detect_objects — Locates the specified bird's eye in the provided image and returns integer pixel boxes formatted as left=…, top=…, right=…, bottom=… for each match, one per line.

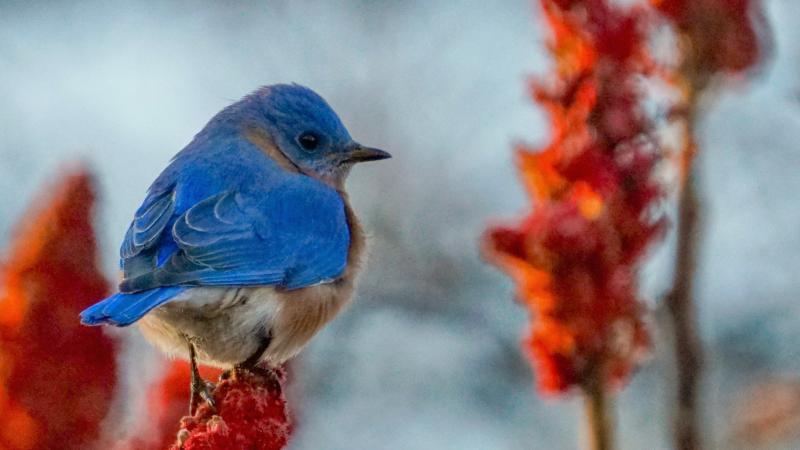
left=297, top=132, right=320, bottom=151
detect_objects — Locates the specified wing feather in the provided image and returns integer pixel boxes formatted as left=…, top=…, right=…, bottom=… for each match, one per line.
left=120, top=188, right=175, bottom=259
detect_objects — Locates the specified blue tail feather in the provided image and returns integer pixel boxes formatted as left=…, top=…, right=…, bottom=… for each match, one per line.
left=80, top=287, right=185, bottom=327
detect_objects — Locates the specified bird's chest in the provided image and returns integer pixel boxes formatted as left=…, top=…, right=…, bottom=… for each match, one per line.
left=262, top=201, right=366, bottom=361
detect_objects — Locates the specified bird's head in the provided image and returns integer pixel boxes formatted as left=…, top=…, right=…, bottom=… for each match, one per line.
left=242, top=84, right=390, bottom=188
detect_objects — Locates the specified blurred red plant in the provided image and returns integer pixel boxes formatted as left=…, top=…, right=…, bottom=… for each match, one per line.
left=484, top=0, right=662, bottom=396
left=483, top=0, right=768, bottom=448
left=0, top=169, right=117, bottom=450
left=482, top=0, right=666, bottom=447
left=652, top=0, right=765, bottom=75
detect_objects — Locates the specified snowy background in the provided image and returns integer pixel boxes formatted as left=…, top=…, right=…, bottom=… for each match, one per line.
left=1, top=0, right=799, bottom=449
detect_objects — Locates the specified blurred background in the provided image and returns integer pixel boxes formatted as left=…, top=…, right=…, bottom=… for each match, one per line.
left=1, top=0, right=799, bottom=449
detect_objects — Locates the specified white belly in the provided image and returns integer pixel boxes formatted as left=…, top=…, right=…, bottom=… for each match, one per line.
left=138, top=282, right=354, bottom=368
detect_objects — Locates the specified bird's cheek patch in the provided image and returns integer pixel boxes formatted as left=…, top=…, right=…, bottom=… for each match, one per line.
left=244, top=127, right=300, bottom=174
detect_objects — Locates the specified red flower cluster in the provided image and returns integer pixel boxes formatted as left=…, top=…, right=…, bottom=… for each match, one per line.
left=171, top=369, right=291, bottom=450
left=0, top=170, right=117, bottom=449
left=652, top=0, right=764, bottom=73
left=484, top=0, right=665, bottom=393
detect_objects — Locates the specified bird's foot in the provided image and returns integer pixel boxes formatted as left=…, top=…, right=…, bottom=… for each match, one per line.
left=228, top=328, right=277, bottom=386
left=186, top=336, right=216, bottom=415
left=233, top=362, right=282, bottom=392
left=189, top=376, right=216, bottom=415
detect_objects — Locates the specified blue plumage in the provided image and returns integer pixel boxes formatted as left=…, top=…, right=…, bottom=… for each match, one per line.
left=80, top=287, right=185, bottom=326
left=80, top=84, right=389, bottom=328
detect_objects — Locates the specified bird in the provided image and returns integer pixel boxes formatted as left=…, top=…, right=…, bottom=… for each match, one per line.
left=80, top=84, right=390, bottom=412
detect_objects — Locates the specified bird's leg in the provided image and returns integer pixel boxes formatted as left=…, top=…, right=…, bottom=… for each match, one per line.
left=233, top=329, right=280, bottom=389
left=187, top=338, right=216, bottom=415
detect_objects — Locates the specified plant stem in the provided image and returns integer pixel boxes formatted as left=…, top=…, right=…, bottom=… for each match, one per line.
left=584, top=377, right=615, bottom=450
left=665, top=165, right=703, bottom=450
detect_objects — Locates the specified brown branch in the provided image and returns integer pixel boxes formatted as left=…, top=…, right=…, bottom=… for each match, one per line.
left=665, top=165, right=704, bottom=450
left=583, top=376, right=615, bottom=450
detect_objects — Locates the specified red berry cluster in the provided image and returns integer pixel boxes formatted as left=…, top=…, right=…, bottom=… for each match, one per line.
left=171, top=369, right=291, bottom=450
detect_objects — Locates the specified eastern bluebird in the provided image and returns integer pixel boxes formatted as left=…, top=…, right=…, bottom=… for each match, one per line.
left=80, top=84, right=389, bottom=411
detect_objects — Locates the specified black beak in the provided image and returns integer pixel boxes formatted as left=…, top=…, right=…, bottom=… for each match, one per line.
left=343, top=144, right=392, bottom=164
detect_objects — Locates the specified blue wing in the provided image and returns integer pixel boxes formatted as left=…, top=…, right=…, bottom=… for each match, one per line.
left=119, top=176, right=351, bottom=293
